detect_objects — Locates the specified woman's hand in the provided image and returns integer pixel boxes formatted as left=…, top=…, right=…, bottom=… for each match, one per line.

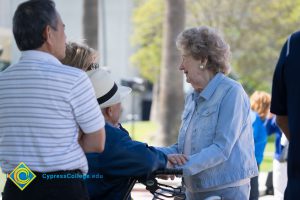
left=167, top=154, right=188, bottom=166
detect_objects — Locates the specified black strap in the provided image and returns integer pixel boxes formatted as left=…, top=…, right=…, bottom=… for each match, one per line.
left=97, top=83, right=118, bottom=105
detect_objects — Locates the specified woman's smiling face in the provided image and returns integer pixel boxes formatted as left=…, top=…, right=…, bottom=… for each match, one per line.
left=179, top=52, right=214, bottom=92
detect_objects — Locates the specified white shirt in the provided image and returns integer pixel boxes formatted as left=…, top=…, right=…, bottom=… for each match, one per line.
left=0, top=50, right=105, bottom=174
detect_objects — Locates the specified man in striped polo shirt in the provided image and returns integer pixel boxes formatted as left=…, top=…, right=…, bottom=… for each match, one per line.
left=0, top=1, right=106, bottom=199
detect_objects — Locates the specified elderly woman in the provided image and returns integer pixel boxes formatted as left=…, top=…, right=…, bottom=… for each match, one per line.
left=61, top=42, right=168, bottom=200
left=157, top=26, right=258, bottom=200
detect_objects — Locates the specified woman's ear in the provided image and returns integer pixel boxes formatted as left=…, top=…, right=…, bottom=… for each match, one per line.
left=201, top=57, right=208, bottom=66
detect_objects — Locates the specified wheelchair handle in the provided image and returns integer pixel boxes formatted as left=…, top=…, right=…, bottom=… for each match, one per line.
left=154, top=168, right=183, bottom=176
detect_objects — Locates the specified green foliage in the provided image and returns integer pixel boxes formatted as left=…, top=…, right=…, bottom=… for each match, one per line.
left=186, top=0, right=300, bottom=93
left=131, top=0, right=300, bottom=92
left=130, top=0, right=164, bottom=83
left=0, top=170, right=6, bottom=193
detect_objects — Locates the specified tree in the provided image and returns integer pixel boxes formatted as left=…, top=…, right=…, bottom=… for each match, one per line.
left=158, top=0, right=185, bottom=145
left=186, top=0, right=300, bottom=93
left=130, top=0, right=164, bottom=83
left=83, top=0, right=98, bottom=50
left=130, top=0, right=164, bottom=123
left=130, top=0, right=300, bottom=144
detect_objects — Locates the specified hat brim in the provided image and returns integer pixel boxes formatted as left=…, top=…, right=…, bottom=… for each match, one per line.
left=100, top=85, right=132, bottom=108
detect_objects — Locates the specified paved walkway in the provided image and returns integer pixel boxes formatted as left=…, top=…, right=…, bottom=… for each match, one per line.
left=131, top=172, right=275, bottom=200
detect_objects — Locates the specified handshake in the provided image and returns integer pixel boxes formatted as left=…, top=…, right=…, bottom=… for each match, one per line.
left=167, top=154, right=188, bottom=168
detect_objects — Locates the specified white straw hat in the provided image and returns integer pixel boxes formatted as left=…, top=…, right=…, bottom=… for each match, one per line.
left=87, top=69, right=132, bottom=108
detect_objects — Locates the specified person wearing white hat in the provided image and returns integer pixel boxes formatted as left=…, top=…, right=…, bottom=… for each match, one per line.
left=87, top=69, right=132, bottom=127
left=84, top=68, right=168, bottom=200
left=61, top=42, right=168, bottom=200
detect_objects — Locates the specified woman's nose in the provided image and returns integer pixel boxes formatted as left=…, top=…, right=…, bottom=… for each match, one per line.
left=179, top=60, right=184, bottom=70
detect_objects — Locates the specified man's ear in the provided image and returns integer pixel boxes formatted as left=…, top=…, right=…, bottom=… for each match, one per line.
left=43, top=25, right=52, bottom=45
left=103, top=107, right=112, bottom=117
left=107, top=107, right=113, bottom=117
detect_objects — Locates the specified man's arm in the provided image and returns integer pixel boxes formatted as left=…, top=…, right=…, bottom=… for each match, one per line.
left=87, top=126, right=167, bottom=177
left=70, top=73, right=106, bottom=153
left=79, top=128, right=106, bottom=153
left=276, top=115, right=290, bottom=140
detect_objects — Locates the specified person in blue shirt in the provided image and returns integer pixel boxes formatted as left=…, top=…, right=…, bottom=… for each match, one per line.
left=61, top=42, right=168, bottom=200
left=85, top=69, right=168, bottom=200
left=250, top=110, right=268, bottom=167
left=249, top=91, right=271, bottom=200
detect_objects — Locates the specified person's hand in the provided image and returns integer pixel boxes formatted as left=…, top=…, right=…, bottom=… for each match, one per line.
left=166, top=160, right=174, bottom=168
left=167, top=154, right=188, bottom=166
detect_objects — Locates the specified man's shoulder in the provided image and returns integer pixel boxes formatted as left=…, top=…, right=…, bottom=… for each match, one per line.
left=105, top=123, right=132, bottom=140
left=288, top=31, right=300, bottom=51
left=43, top=64, right=88, bottom=84
left=291, top=30, right=300, bottom=39
left=60, top=64, right=85, bottom=76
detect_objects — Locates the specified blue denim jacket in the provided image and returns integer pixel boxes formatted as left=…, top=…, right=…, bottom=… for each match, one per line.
left=157, top=73, right=258, bottom=192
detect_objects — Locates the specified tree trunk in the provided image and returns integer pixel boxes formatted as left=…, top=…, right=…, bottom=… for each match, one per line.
left=150, top=78, right=160, bottom=123
left=158, top=0, right=185, bottom=146
left=83, top=0, right=98, bottom=50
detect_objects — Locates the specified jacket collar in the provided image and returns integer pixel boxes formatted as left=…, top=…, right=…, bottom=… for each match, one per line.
left=192, top=73, right=225, bottom=101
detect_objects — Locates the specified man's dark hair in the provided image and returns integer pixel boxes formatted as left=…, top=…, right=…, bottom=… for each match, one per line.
left=13, top=0, right=58, bottom=51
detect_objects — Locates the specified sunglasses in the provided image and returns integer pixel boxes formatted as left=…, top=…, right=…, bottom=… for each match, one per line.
left=88, top=63, right=99, bottom=70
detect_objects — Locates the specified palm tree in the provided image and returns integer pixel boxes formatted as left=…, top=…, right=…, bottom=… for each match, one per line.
left=158, top=0, right=185, bottom=145
left=83, top=0, right=98, bottom=50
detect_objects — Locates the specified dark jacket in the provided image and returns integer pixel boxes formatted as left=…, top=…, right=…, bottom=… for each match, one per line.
left=85, top=123, right=167, bottom=200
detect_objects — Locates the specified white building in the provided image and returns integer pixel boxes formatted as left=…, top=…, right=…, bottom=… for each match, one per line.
left=0, top=0, right=145, bottom=121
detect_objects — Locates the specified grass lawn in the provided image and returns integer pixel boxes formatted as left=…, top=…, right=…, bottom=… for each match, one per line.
left=122, top=121, right=159, bottom=144
left=0, top=170, right=7, bottom=193
left=260, top=135, right=275, bottom=172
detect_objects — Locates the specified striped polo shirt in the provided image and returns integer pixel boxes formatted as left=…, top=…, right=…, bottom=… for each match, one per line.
left=0, top=50, right=105, bottom=174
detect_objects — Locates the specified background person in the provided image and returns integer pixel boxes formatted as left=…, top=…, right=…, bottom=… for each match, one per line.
left=265, top=116, right=288, bottom=200
left=157, top=26, right=258, bottom=200
left=0, top=1, right=105, bottom=200
left=249, top=91, right=270, bottom=199
left=270, top=31, right=300, bottom=199
left=61, top=41, right=98, bottom=71
left=86, top=69, right=168, bottom=200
